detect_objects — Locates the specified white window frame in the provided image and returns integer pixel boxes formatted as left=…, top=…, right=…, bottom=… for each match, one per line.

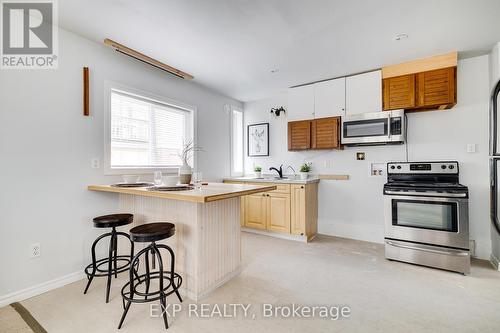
left=104, top=81, right=197, bottom=175
left=229, top=105, right=244, bottom=177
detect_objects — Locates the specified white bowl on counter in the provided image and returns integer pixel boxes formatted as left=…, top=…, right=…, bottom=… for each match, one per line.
left=122, top=175, right=140, bottom=183
left=163, top=175, right=180, bottom=186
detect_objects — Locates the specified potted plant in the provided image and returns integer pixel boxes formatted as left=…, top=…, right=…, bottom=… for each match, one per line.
left=177, top=139, right=203, bottom=184
left=299, top=162, right=312, bottom=180
left=254, top=166, right=262, bottom=178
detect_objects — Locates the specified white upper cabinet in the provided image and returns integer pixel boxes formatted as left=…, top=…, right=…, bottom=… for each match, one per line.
left=314, top=77, right=346, bottom=118
left=345, top=70, right=382, bottom=115
left=287, top=85, right=315, bottom=121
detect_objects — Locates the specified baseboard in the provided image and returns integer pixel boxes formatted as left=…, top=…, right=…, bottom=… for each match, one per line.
left=490, top=253, right=500, bottom=271
left=241, top=228, right=308, bottom=243
left=0, top=271, right=86, bottom=307
left=318, top=219, right=384, bottom=244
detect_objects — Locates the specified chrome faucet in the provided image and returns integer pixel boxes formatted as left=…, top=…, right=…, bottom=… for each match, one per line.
left=269, top=164, right=284, bottom=178
left=286, top=165, right=296, bottom=175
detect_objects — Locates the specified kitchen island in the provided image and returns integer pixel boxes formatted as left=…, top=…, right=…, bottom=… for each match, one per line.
left=88, top=183, right=275, bottom=300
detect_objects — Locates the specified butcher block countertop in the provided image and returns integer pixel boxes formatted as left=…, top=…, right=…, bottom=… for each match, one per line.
left=87, top=183, right=276, bottom=203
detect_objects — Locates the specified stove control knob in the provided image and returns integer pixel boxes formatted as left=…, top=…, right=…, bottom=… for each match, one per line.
left=441, top=165, right=447, bottom=169
left=449, top=165, right=455, bottom=170
left=390, top=165, right=395, bottom=170
left=397, top=165, right=402, bottom=170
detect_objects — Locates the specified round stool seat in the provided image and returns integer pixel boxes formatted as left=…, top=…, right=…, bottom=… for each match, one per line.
left=93, top=213, right=133, bottom=228
left=130, top=223, right=175, bottom=243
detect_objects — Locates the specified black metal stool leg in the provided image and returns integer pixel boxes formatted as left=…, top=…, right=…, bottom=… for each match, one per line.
left=84, top=237, right=98, bottom=294
left=144, top=247, right=151, bottom=300
left=118, top=300, right=131, bottom=329
left=160, top=244, right=183, bottom=302
left=151, top=247, right=156, bottom=269
left=105, top=232, right=115, bottom=303
left=118, top=248, right=145, bottom=329
left=153, top=244, right=169, bottom=329
left=113, top=228, right=118, bottom=278
left=84, top=232, right=112, bottom=294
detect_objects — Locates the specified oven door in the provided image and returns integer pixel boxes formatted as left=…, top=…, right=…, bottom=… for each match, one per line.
left=384, top=194, right=469, bottom=249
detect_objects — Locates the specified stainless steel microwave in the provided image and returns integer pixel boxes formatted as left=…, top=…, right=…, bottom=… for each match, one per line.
left=341, top=109, right=405, bottom=146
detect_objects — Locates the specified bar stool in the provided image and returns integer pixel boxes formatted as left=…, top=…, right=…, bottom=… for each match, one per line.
left=118, top=222, right=183, bottom=330
left=84, top=213, right=138, bottom=303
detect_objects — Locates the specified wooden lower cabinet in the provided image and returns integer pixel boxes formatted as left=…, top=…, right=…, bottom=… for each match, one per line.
left=230, top=180, right=318, bottom=241
left=244, top=193, right=267, bottom=230
left=291, top=185, right=306, bottom=235
left=266, top=192, right=291, bottom=233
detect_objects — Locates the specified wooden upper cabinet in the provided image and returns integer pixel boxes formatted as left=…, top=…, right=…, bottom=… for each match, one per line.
left=311, top=117, right=340, bottom=149
left=382, top=74, right=416, bottom=110
left=416, top=67, right=456, bottom=109
left=382, top=52, right=457, bottom=112
left=288, top=117, right=341, bottom=151
left=288, top=120, right=311, bottom=150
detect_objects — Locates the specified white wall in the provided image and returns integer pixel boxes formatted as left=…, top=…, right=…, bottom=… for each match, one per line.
left=244, top=55, right=491, bottom=260
left=0, top=28, right=241, bottom=301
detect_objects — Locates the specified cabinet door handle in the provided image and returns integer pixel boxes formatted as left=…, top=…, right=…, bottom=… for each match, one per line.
left=300, top=186, right=304, bottom=189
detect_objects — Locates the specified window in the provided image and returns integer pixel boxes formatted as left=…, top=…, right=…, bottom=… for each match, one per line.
left=105, top=83, right=195, bottom=174
left=230, top=106, right=244, bottom=176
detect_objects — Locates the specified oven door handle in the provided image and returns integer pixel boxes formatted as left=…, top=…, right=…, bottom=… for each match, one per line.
left=385, top=240, right=469, bottom=257
left=384, top=190, right=467, bottom=198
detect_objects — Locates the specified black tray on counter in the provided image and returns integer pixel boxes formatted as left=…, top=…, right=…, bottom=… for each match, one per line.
left=111, top=182, right=154, bottom=188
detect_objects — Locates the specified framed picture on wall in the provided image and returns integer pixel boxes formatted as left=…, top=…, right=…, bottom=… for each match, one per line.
left=248, top=123, right=269, bottom=156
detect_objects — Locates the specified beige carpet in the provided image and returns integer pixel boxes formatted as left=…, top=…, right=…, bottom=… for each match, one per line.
left=15, top=233, right=500, bottom=332
left=0, top=303, right=47, bottom=333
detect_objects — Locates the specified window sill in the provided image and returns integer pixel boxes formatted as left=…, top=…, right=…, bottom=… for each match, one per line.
left=104, top=166, right=181, bottom=176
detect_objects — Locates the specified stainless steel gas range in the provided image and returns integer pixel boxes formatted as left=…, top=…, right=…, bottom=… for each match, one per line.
left=383, top=161, right=470, bottom=274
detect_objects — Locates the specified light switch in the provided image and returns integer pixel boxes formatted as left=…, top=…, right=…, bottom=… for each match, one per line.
left=466, top=144, right=476, bottom=153
left=91, top=158, right=100, bottom=169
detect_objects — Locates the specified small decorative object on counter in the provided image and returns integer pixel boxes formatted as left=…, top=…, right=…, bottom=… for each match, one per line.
left=122, top=175, right=140, bottom=184
left=270, top=106, right=286, bottom=117
left=254, top=165, right=262, bottom=178
left=299, top=162, right=312, bottom=180
left=177, top=139, right=203, bottom=184
left=154, top=171, right=163, bottom=186
left=192, top=171, right=203, bottom=190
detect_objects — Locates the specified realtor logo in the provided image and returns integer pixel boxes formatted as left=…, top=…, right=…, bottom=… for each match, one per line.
left=1, top=0, right=58, bottom=69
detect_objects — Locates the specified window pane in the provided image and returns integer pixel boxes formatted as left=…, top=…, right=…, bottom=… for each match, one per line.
left=232, top=109, right=243, bottom=174
left=110, top=90, right=190, bottom=168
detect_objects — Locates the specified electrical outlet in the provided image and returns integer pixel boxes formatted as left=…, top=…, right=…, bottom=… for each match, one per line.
left=31, top=243, right=41, bottom=258
left=466, top=144, right=476, bottom=153
left=370, top=163, right=385, bottom=176
left=91, top=158, right=100, bottom=169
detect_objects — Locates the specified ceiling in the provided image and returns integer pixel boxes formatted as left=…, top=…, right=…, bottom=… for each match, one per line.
left=59, top=0, right=500, bottom=102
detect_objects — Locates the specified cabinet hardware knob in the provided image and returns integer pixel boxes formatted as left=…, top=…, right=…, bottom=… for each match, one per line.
left=301, top=186, right=304, bottom=189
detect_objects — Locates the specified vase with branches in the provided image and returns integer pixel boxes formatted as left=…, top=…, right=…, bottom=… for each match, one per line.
left=177, top=139, right=203, bottom=184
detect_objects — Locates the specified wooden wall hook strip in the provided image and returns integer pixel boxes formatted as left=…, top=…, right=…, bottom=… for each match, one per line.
left=83, top=67, right=89, bottom=116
